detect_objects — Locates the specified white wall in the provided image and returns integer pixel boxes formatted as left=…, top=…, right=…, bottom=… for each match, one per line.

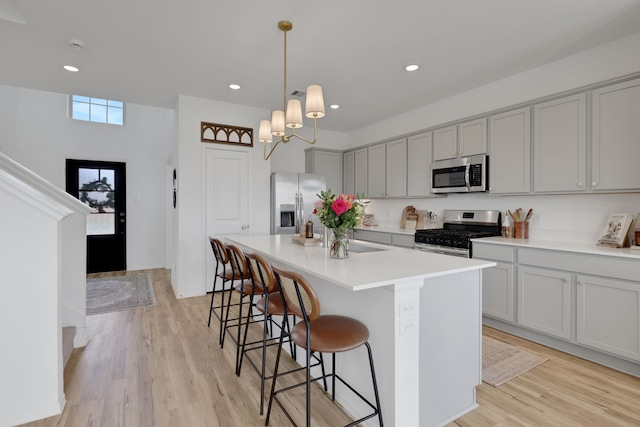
left=0, top=84, right=174, bottom=270
left=366, top=193, right=640, bottom=244
left=348, top=31, right=640, bottom=146
left=172, top=95, right=273, bottom=298
left=0, top=176, right=69, bottom=426
left=346, top=32, right=640, bottom=242
left=170, top=96, right=350, bottom=297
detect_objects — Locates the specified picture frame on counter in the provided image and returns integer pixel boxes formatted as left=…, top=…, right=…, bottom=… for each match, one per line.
left=596, top=213, right=634, bottom=248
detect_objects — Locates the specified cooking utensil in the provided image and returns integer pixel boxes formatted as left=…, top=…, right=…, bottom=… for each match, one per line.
left=515, top=208, right=524, bottom=222
left=507, top=210, right=517, bottom=222
left=524, top=208, right=533, bottom=222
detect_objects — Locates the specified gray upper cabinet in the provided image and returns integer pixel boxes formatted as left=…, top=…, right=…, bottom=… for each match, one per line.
left=354, top=147, right=368, bottom=197
left=305, top=148, right=343, bottom=195
left=533, top=94, right=586, bottom=192
left=489, top=107, right=531, bottom=194
left=433, top=125, right=458, bottom=161
left=458, top=118, right=487, bottom=157
left=591, top=78, right=640, bottom=192
left=367, top=138, right=407, bottom=198
left=341, top=75, right=639, bottom=197
left=385, top=138, right=407, bottom=198
left=343, top=150, right=355, bottom=195
left=433, top=119, right=486, bottom=162
left=367, top=143, right=386, bottom=198
left=407, top=132, right=433, bottom=197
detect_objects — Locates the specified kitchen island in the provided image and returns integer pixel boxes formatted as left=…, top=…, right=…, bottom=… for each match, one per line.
left=225, top=234, right=495, bottom=427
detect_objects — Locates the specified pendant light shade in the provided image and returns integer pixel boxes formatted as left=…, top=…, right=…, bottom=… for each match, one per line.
left=271, top=110, right=285, bottom=136
left=305, top=84, right=325, bottom=118
left=258, top=120, right=272, bottom=143
left=286, top=99, right=303, bottom=129
left=259, top=20, right=325, bottom=160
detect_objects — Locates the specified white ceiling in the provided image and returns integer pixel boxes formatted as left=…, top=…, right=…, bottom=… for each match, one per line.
left=1, top=0, right=640, bottom=132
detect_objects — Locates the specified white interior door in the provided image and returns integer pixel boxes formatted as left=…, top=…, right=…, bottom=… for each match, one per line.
left=205, top=147, right=249, bottom=291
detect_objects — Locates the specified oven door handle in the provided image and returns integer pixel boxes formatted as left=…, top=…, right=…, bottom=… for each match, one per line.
left=465, top=163, right=471, bottom=192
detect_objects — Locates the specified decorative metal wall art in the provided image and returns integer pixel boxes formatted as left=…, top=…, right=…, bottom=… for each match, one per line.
left=201, top=122, right=253, bottom=147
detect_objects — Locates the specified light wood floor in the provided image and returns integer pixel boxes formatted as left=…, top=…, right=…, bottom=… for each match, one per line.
left=20, top=268, right=640, bottom=427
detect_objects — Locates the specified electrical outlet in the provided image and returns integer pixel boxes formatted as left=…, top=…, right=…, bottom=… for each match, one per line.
left=399, top=300, right=417, bottom=318
left=399, top=318, right=417, bottom=335
left=532, top=213, right=541, bottom=225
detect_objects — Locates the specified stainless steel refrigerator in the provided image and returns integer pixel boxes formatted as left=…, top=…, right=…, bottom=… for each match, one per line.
left=271, top=172, right=326, bottom=235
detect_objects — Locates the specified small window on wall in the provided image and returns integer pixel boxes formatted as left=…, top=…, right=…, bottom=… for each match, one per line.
left=71, top=95, right=124, bottom=125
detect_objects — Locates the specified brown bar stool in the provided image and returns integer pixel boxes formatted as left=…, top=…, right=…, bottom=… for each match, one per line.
left=220, top=244, right=264, bottom=359
left=237, top=251, right=299, bottom=415
left=266, top=265, right=383, bottom=427
left=207, top=238, right=231, bottom=342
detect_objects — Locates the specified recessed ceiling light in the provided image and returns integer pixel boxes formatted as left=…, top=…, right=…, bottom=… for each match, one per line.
left=64, top=65, right=79, bottom=72
left=229, top=84, right=240, bottom=90
left=405, top=64, right=419, bottom=72
left=330, top=104, right=340, bottom=109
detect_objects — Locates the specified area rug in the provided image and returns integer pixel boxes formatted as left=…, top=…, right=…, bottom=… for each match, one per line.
left=86, top=274, right=156, bottom=315
left=482, top=336, right=547, bottom=387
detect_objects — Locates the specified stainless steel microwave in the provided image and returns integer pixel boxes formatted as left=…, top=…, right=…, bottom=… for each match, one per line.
left=431, top=154, right=488, bottom=193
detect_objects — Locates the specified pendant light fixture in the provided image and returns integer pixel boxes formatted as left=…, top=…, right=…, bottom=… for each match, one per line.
left=258, top=20, right=325, bottom=160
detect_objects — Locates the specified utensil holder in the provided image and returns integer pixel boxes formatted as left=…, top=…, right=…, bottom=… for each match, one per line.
left=514, top=222, right=529, bottom=239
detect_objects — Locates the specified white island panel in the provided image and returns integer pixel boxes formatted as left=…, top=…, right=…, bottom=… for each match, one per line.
left=225, top=234, right=494, bottom=427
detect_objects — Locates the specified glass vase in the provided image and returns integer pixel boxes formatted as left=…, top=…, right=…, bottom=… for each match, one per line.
left=329, top=228, right=349, bottom=259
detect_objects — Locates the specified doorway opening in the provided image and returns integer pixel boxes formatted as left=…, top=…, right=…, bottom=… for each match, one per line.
left=66, top=159, right=127, bottom=273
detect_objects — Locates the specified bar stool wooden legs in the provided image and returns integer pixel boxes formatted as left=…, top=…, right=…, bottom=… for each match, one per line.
left=266, top=266, right=383, bottom=427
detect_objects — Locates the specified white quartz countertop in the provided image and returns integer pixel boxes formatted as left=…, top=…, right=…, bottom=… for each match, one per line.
left=225, top=234, right=495, bottom=291
left=473, top=236, right=640, bottom=260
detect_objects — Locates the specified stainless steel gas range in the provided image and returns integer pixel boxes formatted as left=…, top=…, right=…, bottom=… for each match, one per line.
left=414, top=210, right=502, bottom=258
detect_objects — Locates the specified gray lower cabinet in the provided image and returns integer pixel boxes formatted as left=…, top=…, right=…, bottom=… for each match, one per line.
left=482, top=262, right=515, bottom=323
left=353, top=229, right=392, bottom=245
left=353, top=229, right=415, bottom=248
left=477, top=241, right=640, bottom=371
left=475, top=243, right=516, bottom=322
left=577, top=275, right=640, bottom=361
left=517, top=266, right=572, bottom=340
left=390, top=233, right=415, bottom=248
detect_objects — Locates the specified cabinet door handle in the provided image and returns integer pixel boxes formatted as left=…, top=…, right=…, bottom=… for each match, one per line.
left=578, top=182, right=584, bottom=187
left=592, top=182, right=598, bottom=187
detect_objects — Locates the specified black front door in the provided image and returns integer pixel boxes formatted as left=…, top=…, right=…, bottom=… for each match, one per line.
left=66, top=159, right=126, bottom=273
